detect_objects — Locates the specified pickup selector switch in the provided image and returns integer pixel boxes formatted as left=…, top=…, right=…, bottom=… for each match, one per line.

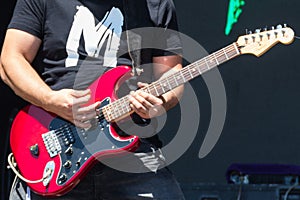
left=76, top=157, right=82, bottom=167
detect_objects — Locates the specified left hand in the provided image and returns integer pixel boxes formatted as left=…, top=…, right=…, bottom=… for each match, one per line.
left=129, top=82, right=166, bottom=119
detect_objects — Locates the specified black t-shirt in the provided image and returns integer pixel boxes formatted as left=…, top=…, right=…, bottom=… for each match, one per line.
left=8, top=0, right=181, bottom=89
left=8, top=0, right=182, bottom=148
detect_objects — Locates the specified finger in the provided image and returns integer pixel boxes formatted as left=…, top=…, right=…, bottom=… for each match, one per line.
left=136, top=90, right=163, bottom=106
left=74, top=111, right=97, bottom=122
left=71, top=89, right=91, bottom=98
left=73, top=119, right=92, bottom=129
left=129, top=92, right=148, bottom=113
left=74, top=102, right=101, bottom=121
left=72, top=93, right=91, bottom=107
left=77, top=101, right=101, bottom=114
left=130, top=91, right=152, bottom=110
left=137, top=82, right=149, bottom=88
left=129, top=103, right=147, bottom=118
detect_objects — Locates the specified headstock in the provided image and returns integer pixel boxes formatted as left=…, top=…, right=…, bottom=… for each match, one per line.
left=236, top=24, right=295, bottom=57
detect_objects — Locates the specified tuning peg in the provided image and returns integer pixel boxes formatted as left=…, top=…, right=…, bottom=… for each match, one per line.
left=255, top=29, right=261, bottom=33
left=245, top=29, right=252, bottom=35
left=271, top=26, right=275, bottom=30
left=283, top=23, right=287, bottom=28
left=276, top=24, right=283, bottom=29
left=263, top=26, right=268, bottom=31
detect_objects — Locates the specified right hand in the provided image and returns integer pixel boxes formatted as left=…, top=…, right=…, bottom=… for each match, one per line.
left=44, top=88, right=100, bottom=129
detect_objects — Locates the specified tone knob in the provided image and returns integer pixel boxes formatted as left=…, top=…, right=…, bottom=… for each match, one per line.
left=63, top=160, right=72, bottom=169
left=58, top=173, right=67, bottom=183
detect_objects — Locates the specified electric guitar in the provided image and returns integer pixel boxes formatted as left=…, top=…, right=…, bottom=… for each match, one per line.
left=9, top=25, right=295, bottom=196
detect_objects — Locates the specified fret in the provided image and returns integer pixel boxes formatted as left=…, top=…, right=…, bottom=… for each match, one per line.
left=156, top=82, right=164, bottom=95
left=195, top=63, right=202, bottom=75
left=159, top=81, right=166, bottom=93
left=146, top=86, right=154, bottom=96
left=166, top=77, right=172, bottom=91
left=190, top=66, right=198, bottom=77
left=121, top=97, right=128, bottom=114
left=112, top=104, right=120, bottom=119
left=102, top=106, right=108, bottom=121
left=117, top=102, right=124, bottom=118
left=116, top=102, right=123, bottom=117
left=175, top=73, right=184, bottom=86
left=143, top=87, right=150, bottom=94
left=126, top=96, right=131, bottom=112
left=216, top=50, right=227, bottom=64
left=104, top=106, right=112, bottom=122
left=227, top=47, right=237, bottom=59
left=162, top=79, right=171, bottom=92
left=180, top=71, right=186, bottom=83
left=116, top=100, right=123, bottom=118
left=153, top=84, right=159, bottom=96
left=204, top=57, right=210, bottom=70
left=188, top=67, right=194, bottom=79
left=208, top=55, right=218, bottom=68
left=147, top=85, right=157, bottom=96
left=173, top=74, right=179, bottom=86
left=151, top=87, right=157, bottom=96
left=198, top=61, right=207, bottom=73
left=213, top=53, right=219, bottom=65
left=233, top=43, right=240, bottom=55
left=120, top=96, right=129, bottom=114
left=223, top=48, right=229, bottom=60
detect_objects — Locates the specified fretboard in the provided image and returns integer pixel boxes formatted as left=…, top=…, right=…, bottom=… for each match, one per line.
left=102, top=43, right=240, bottom=122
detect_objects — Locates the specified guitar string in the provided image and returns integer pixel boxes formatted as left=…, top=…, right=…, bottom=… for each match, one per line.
left=115, top=45, right=238, bottom=117
left=144, top=44, right=238, bottom=97
left=104, top=34, right=277, bottom=121
left=102, top=28, right=292, bottom=121
left=101, top=44, right=239, bottom=121
left=147, top=46, right=234, bottom=94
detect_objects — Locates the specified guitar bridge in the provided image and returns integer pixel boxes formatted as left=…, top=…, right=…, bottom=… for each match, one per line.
left=42, top=130, right=62, bottom=158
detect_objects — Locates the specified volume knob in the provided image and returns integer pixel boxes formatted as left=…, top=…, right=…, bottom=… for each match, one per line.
left=64, top=146, right=73, bottom=155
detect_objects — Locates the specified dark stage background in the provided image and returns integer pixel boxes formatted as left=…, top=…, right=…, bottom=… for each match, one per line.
left=1, top=0, right=300, bottom=199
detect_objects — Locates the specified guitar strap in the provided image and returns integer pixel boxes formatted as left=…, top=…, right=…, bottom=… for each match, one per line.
left=122, top=0, right=143, bottom=76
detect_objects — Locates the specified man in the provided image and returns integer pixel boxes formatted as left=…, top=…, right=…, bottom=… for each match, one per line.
left=1, top=0, right=185, bottom=199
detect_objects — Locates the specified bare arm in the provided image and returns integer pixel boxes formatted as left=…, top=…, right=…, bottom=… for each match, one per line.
left=129, top=54, right=184, bottom=118
left=0, top=29, right=99, bottom=128
left=153, top=55, right=184, bottom=110
left=1, top=29, right=51, bottom=105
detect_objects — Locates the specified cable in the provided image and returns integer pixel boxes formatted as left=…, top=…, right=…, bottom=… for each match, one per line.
left=7, top=153, right=52, bottom=184
left=283, top=182, right=299, bottom=200
left=9, top=174, right=19, bottom=199
left=236, top=176, right=245, bottom=200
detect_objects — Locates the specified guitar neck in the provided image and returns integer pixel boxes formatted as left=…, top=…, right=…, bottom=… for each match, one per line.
left=103, top=42, right=241, bottom=122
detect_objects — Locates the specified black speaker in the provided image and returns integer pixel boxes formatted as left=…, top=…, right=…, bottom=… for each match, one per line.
left=181, top=183, right=300, bottom=200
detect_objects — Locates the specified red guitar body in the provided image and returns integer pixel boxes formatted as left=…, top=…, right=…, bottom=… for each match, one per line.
left=10, top=66, right=139, bottom=196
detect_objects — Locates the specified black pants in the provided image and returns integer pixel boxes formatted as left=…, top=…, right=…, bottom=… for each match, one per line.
left=10, top=151, right=186, bottom=200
